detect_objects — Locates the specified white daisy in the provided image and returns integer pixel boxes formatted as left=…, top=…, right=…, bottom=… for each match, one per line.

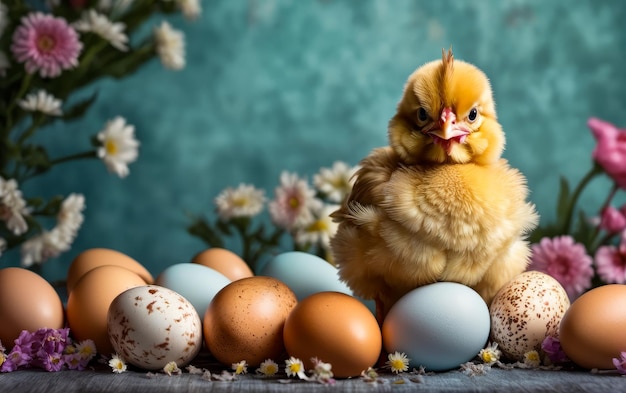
left=96, top=116, right=139, bottom=178
left=18, top=90, right=63, bottom=116
left=269, top=172, right=322, bottom=231
left=386, top=351, right=410, bottom=374
left=294, top=204, right=339, bottom=249
left=0, top=177, right=30, bottom=236
left=177, top=0, right=201, bottom=20
left=313, top=161, right=358, bottom=203
left=0, top=51, right=9, bottom=77
left=231, top=360, right=248, bottom=375
left=109, top=354, right=127, bottom=373
left=55, top=193, right=85, bottom=245
left=154, top=21, right=185, bottom=70
left=74, top=10, right=128, bottom=51
left=284, top=356, right=307, bottom=379
left=214, top=184, right=265, bottom=221
left=256, top=359, right=279, bottom=376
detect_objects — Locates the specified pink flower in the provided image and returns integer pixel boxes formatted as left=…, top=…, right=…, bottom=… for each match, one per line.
left=529, top=236, right=594, bottom=300
left=613, top=351, right=626, bottom=375
left=541, top=336, right=569, bottom=364
left=11, top=12, right=82, bottom=78
left=268, top=171, right=322, bottom=231
left=589, top=117, right=626, bottom=189
left=598, top=205, right=626, bottom=234
left=594, top=231, right=626, bottom=284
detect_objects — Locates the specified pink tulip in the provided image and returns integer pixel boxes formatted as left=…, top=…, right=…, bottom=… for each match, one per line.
left=598, top=205, right=626, bottom=234
left=589, top=117, right=626, bottom=189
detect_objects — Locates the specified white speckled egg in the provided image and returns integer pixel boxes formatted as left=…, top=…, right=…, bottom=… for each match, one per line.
left=107, top=285, right=202, bottom=370
left=489, top=271, right=570, bottom=360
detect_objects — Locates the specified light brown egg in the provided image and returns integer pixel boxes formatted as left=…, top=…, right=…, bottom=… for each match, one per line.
left=489, top=271, right=570, bottom=360
left=283, top=291, right=382, bottom=378
left=0, top=267, right=65, bottom=349
left=203, top=276, right=297, bottom=366
left=559, top=284, right=626, bottom=370
left=66, top=265, right=146, bottom=355
left=66, top=248, right=153, bottom=294
left=192, top=248, right=253, bottom=281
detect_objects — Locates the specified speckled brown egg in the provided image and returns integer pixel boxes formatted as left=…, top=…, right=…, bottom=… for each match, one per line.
left=108, top=285, right=202, bottom=370
left=489, top=270, right=570, bottom=360
left=559, top=284, right=626, bottom=370
left=203, top=276, right=297, bottom=366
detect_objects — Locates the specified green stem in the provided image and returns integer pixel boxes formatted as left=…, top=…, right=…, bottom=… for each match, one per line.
left=561, top=162, right=604, bottom=234
left=4, top=73, right=34, bottom=135
left=17, top=114, right=46, bottom=145
left=48, top=150, right=98, bottom=166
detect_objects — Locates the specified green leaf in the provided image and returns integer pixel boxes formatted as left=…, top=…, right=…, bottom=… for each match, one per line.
left=555, top=176, right=571, bottom=227
left=62, top=92, right=99, bottom=122
left=187, top=217, right=224, bottom=248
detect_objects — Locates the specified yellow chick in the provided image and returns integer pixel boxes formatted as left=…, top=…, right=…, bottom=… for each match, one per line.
left=330, top=49, right=539, bottom=324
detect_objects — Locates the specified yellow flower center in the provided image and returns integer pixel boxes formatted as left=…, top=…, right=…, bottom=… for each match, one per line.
left=288, top=197, right=300, bottom=209
left=390, top=359, right=406, bottom=370
left=307, top=219, right=328, bottom=233
left=289, top=363, right=301, bottom=373
left=263, top=364, right=278, bottom=375
left=232, top=197, right=248, bottom=207
left=37, top=35, right=56, bottom=53
left=105, top=140, right=118, bottom=155
left=115, top=361, right=124, bottom=370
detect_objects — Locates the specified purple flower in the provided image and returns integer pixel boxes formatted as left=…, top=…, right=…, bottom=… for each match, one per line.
left=1, top=349, right=31, bottom=372
left=11, top=12, right=82, bottom=78
left=541, top=336, right=570, bottom=364
left=529, top=236, right=594, bottom=300
left=594, top=231, right=626, bottom=284
left=613, top=352, right=626, bottom=374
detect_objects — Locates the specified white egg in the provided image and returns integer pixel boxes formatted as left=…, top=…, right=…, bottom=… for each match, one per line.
left=489, top=270, right=570, bottom=360
left=107, top=285, right=202, bottom=370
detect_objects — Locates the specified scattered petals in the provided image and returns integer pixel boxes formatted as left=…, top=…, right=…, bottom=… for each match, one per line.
left=163, top=361, right=181, bottom=376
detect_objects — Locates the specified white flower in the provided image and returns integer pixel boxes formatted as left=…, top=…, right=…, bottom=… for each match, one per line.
left=310, top=357, right=334, bottom=384
left=231, top=360, right=247, bottom=375
left=96, top=116, right=139, bottom=178
left=479, top=342, right=502, bottom=366
left=177, top=0, right=202, bottom=20
left=18, top=90, right=63, bottom=116
left=294, top=204, right=339, bottom=249
left=0, top=51, right=9, bottom=77
left=523, top=350, right=541, bottom=368
left=74, top=10, right=128, bottom=51
left=386, top=351, right=410, bottom=374
left=163, top=361, right=181, bottom=376
left=256, top=359, right=279, bottom=376
left=109, top=354, right=127, bottom=373
left=154, top=21, right=185, bottom=70
left=215, top=184, right=265, bottom=221
left=313, top=161, right=358, bottom=203
left=269, top=171, right=322, bottom=231
left=284, top=356, right=307, bottom=379
left=0, top=177, right=30, bottom=236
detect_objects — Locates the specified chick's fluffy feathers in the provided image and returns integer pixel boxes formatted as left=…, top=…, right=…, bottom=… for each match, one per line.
left=331, top=50, right=538, bottom=317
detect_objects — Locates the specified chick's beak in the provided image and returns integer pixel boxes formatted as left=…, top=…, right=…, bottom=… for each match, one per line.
left=427, top=107, right=469, bottom=155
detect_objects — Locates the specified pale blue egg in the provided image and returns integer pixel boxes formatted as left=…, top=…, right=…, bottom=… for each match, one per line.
left=382, top=282, right=490, bottom=371
left=259, top=251, right=352, bottom=301
left=155, top=263, right=231, bottom=317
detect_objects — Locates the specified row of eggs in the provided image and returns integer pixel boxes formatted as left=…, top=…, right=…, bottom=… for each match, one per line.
left=0, top=248, right=625, bottom=376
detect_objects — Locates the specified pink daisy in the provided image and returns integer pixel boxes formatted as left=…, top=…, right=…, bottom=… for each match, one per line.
left=11, top=12, right=82, bottom=78
left=268, top=171, right=322, bottom=231
left=529, top=236, right=594, bottom=300
left=594, top=231, right=626, bottom=284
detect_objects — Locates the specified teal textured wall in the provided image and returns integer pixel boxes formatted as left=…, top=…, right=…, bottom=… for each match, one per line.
left=14, top=0, right=626, bottom=282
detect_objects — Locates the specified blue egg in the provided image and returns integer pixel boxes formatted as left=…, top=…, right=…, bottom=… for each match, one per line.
left=259, top=251, right=352, bottom=301
left=382, top=282, right=490, bottom=371
left=155, top=263, right=231, bottom=317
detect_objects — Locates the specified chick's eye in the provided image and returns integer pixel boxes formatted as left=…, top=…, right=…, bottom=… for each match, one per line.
left=468, top=108, right=478, bottom=122
left=417, top=107, right=429, bottom=123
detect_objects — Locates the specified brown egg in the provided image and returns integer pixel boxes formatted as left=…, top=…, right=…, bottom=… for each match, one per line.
left=66, top=265, right=146, bottom=355
left=559, top=284, right=626, bottom=369
left=203, top=276, right=297, bottom=366
left=192, top=248, right=253, bottom=281
left=283, top=291, right=382, bottom=378
left=0, top=267, right=64, bottom=349
left=66, top=248, right=154, bottom=294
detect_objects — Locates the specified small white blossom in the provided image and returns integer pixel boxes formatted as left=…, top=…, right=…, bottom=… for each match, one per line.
left=523, top=350, right=541, bottom=368
left=109, top=354, right=127, bottom=373
left=215, top=184, right=265, bottom=221
left=294, top=204, right=339, bottom=249
left=232, top=360, right=248, bottom=375
left=18, top=90, right=63, bottom=116
left=284, top=356, right=307, bottom=379
left=387, top=351, right=410, bottom=374
left=313, top=161, right=358, bottom=203
left=478, top=342, right=502, bottom=366
left=309, top=357, right=335, bottom=385
left=96, top=116, right=139, bottom=178
left=163, top=361, right=181, bottom=376
left=154, top=21, right=185, bottom=70
left=0, top=177, right=30, bottom=236
left=74, top=10, right=128, bottom=51
left=177, top=0, right=201, bottom=20
left=269, top=171, right=322, bottom=231
left=256, top=359, right=279, bottom=376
